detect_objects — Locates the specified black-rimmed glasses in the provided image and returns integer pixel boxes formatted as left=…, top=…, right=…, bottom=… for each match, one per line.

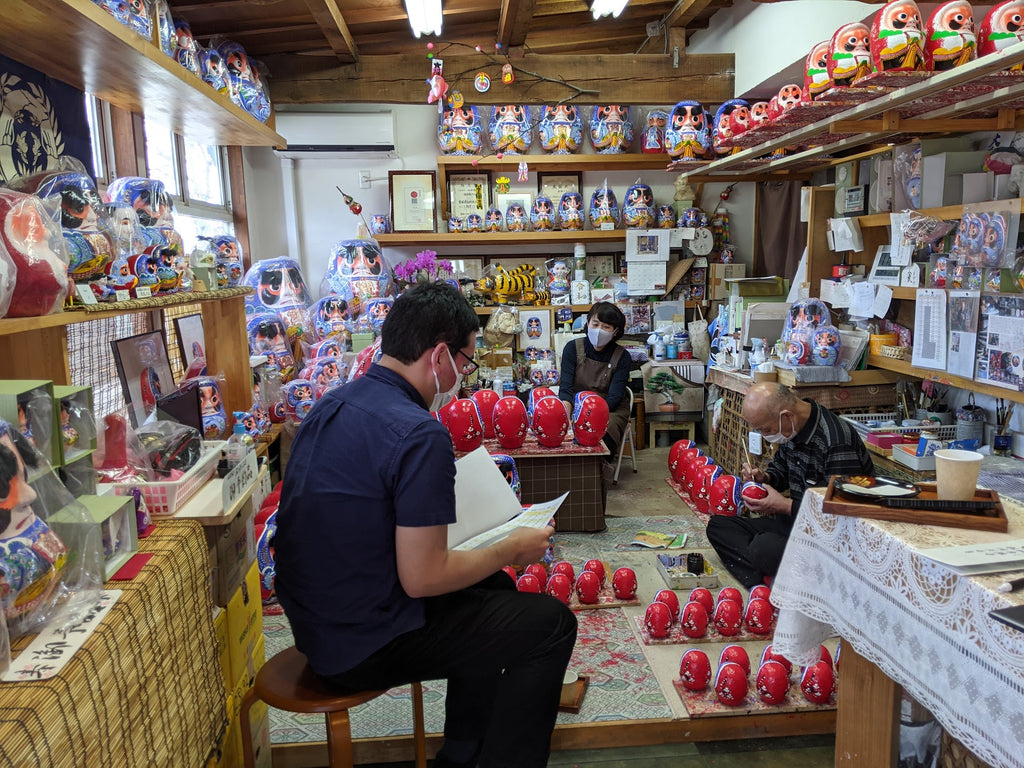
left=451, top=348, right=479, bottom=376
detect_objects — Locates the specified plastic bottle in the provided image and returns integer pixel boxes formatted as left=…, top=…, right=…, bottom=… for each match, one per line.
left=653, top=334, right=667, bottom=361
left=226, top=423, right=253, bottom=469
left=676, top=330, right=692, bottom=359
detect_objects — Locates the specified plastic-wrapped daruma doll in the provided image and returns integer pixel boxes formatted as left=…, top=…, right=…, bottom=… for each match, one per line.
left=0, top=189, right=70, bottom=317
left=0, top=420, right=68, bottom=622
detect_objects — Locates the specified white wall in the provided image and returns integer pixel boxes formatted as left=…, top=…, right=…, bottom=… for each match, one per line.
left=243, top=105, right=757, bottom=295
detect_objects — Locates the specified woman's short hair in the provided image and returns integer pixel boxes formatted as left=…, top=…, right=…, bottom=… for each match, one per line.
left=588, top=301, right=626, bottom=340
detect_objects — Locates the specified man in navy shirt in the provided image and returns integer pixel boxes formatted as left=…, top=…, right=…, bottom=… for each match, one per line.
left=274, top=282, right=577, bottom=768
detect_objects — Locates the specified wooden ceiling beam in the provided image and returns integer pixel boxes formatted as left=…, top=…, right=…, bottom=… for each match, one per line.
left=304, top=0, right=360, bottom=62
left=265, top=51, right=734, bottom=104
left=338, top=0, right=503, bottom=26
left=498, top=0, right=539, bottom=49
left=664, top=0, right=716, bottom=28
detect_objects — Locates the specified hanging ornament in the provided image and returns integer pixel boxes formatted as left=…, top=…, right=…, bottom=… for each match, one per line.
left=474, top=72, right=491, bottom=93
left=447, top=90, right=464, bottom=109
left=518, top=160, right=529, bottom=183
left=496, top=175, right=511, bottom=193
left=336, top=187, right=363, bottom=215
left=502, top=62, right=514, bottom=84
left=426, top=59, right=448, bottom=113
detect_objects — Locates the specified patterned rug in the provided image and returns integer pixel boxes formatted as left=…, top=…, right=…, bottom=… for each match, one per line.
left=262, top=596, right=672, bottom=744
left=665, top=477, right=711, bottom=525
left=259, top=516, right=777, bottom=746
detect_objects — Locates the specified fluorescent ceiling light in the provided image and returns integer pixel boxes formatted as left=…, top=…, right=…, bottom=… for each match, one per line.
left=405, top=0, right=443, bottom=37
left=591, top=0, right=629, bottom=20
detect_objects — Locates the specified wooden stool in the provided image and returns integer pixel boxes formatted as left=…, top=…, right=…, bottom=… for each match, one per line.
left=647, top=419, right=697, bottom=448
left=240, top=647, right=427, bottom=768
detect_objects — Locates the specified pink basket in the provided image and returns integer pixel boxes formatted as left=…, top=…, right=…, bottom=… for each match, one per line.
left=113, top=441, right=226, bottom=516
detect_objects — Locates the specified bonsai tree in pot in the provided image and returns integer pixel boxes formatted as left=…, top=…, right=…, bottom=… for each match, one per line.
left=646, top=371, right=688, bottom=412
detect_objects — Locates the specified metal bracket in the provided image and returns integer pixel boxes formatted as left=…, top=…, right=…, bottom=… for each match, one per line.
left=673, top=46, right=679, bottom=69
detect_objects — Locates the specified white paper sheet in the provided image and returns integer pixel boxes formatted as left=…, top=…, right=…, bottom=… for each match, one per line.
left=870, top=284, right=894, bottom=318
left=911, top=289, right=948, bottom=371
left=947, top=290, right=980, bottom=379
left=849, top=281, right=876, bottom=318
left=917, top=539, right=1024, bottom=575
left=890, top=212, right=914, bottom=265
left=450, top=446, right=526, bottom=548
left=829, top=217, right=864, bottom=252
left=453, top=492, right=570, bottom=551
left=627, top=262, right=667, bottom=295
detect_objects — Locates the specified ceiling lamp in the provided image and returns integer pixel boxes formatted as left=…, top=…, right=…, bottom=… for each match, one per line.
left=591, top=0, right=629, bottom=19
left=405, top=0, right=443, bottom=37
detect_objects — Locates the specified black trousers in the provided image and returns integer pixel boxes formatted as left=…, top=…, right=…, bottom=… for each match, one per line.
left=320, top=572, right=578, bottom=768
left=706, top=514, right=794, bottom=589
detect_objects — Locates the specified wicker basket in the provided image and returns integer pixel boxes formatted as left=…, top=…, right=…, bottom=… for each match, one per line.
left=880, top=344, right=911, bottom=361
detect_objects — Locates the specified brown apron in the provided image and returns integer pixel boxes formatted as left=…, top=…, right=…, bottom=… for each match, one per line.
left=573, top=338, right=630, bottom=447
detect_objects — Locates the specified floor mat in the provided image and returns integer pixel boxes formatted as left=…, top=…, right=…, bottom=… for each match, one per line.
left=665, top=478, right=711, bottom=525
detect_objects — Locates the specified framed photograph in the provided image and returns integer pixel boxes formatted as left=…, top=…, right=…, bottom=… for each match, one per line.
left=537, top=172, right=581, bottom=201
left=111, top=330, right=175, bottom=428
left=495, top=191, right=533, bottom=220
left=389, top=170, right=437, bottom=233
left=447, top=171, right=492, bottom=219
left=173, top=313, right=206, bottom=374
left=518, top=308, right=553, bottom=350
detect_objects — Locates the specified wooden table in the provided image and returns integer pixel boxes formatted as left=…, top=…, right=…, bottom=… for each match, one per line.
left=471, top=438, right=610, bottom=532
left=771, top=488, right=1024, bottom=768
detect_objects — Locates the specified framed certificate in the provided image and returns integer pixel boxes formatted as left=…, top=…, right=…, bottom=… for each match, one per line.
left=447, top=171, right=492, bottom=219
left=389, top=170, right=437, bottom=233
left=537, top=172, right=581, bottom=201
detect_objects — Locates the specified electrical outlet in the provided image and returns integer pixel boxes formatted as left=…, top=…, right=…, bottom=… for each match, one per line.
left=358, top=170, right=371, bottom=189
left=646, top=20, right=661, bottom=37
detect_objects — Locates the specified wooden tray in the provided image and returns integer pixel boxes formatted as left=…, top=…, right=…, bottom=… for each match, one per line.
left=822, top=480, right=1007, bottom=532
left=558, top=674, right=589, bottom=713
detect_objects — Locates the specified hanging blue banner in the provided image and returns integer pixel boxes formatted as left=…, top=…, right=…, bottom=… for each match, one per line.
left=0, top=53, right=94, bottom=184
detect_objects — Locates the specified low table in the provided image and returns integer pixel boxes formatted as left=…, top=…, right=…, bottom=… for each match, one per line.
left=475, top=437, right=609, bottom=532
left=644, top=412, right=701, bottom=448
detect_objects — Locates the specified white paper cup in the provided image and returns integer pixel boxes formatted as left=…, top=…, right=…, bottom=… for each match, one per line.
left=933, top=449, right=983, bottom=501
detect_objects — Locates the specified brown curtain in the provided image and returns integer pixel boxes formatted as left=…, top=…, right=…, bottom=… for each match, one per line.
left=755, top=181, right=807, bottom=281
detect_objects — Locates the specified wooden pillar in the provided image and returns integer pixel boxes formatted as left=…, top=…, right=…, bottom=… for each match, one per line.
left=835, top=644, right=901, bottom=767
left=226, top=145, right=252, bottom=271
left=109, top=104, right=146, bottom=178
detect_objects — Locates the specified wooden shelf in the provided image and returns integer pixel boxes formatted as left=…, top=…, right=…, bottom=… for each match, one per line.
left=436, top=154, right=674, bottom=174
left=856, top=199, right=1024, bottom=229
left=683, top=39, right=1024, bottom=179
left=0, top=0, right=285, bottom=147
left=866, top=353, right=1024, bottom=402
left=375, top=230, right=627, bottom=246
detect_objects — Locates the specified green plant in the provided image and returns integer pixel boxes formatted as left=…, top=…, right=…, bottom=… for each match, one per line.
left=645, top=371, right=688, bottom=403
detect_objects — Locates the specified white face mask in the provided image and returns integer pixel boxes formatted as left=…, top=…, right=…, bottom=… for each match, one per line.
left=761, top=412, right=794, bottom=444
left=429, top=347, right=462, bottom=412
left=588, top=326, right=614, bottom=348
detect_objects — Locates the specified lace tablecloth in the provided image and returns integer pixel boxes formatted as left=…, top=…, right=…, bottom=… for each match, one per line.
left=772, top=488, right=1024, bottom=768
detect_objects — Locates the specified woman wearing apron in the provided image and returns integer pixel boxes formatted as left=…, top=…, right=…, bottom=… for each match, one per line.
left=558, top=302, right=633, bottom=466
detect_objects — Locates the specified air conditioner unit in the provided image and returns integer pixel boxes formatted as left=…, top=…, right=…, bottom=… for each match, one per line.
left=273, top=112, right=398, bottom=159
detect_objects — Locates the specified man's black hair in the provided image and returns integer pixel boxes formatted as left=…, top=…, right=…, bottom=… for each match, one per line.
left=381, top=282, right=480, bottom=363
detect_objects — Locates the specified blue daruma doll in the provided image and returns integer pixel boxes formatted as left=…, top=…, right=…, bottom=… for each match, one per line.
left=622, top=183, right=654, bottom=228
left=589, top=187, right=619, bottom=229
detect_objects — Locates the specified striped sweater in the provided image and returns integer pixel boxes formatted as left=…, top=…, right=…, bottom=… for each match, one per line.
left=763, top=400, right=874, bottom=519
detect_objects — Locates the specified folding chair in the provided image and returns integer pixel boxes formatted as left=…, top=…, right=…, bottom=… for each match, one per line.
left=613, top=388, right=638, bottom=484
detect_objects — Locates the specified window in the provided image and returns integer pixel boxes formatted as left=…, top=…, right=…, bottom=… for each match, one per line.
left=83, top=95, right=113, bottom=186
left=144, top=119, right=235, bottom=255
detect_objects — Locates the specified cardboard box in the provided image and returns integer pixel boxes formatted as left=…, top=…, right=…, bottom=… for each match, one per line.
left=0, top=379, right=60, bottom=467
left=226, top=560, right=264, bottom=686
left=214, top=605, right=231, bottom=693
left=920, top=151, right=987, bottom=208
left=481, top=347, right=514, bottom=368
left=50, top=493, right=138, bottom=581
left=709, top=264, right=747, bottom=300
left=207, top=496, right=257, bottom=607
left=53, top=384, right=96, bottom=467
